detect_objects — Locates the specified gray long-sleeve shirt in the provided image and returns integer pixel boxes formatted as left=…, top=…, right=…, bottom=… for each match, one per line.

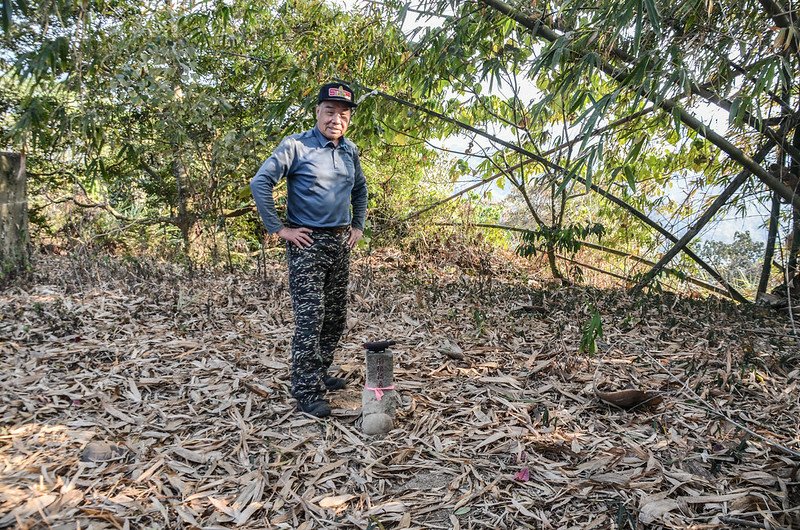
left=250, top=126, right=368, bottom=234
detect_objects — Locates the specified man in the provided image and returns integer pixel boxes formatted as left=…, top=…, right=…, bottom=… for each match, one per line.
left=250, top=82, right=367, bottom=418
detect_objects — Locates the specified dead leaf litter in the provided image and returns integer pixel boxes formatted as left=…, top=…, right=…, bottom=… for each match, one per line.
left=1, top=250, right=799, bottom=529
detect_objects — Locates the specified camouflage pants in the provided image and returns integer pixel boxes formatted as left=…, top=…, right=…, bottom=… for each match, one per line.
left=287, top=230, right=350, bottom=402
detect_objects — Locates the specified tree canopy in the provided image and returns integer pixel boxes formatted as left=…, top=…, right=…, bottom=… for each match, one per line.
left=3, top=0, right=799, bottom=298
left=372, top=0, right=800, bottom=297
left=3, top=0, right=461, bottom=260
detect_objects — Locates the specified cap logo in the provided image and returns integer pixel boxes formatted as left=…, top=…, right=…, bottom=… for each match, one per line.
left=328, top=86, right=352, bottom=100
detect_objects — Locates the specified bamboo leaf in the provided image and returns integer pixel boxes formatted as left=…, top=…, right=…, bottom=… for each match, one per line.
left=625, top=137, right=646, bottom=165
left=728, top=97, right=741, bottom=125
left=671, top=106, right=682, bottom=136
left=643, top=0, right=661, bottom=35
left=2, top=0, right=11, bottom=33
left=623, top=165, right=637, bottom=192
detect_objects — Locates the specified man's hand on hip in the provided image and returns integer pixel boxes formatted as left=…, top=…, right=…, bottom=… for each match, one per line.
left=348, top=228, right=363, bottom=249
left=278, top=227, right=313, bottom=248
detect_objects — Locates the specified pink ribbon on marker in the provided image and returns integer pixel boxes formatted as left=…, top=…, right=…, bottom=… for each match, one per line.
left=364, top=385, right=395, bottom=400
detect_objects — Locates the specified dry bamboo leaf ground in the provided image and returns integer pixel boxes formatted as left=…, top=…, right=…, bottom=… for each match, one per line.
left=1, top=250, right=799, bottom=530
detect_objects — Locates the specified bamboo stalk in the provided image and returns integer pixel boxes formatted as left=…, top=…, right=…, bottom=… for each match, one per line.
left=758, top=193, right=782, bottom=297
left=478, top=0, right=800, bottom=210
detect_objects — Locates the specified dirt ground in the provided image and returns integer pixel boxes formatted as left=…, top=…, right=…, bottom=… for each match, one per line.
left=1, top=250, right=799, bottom=529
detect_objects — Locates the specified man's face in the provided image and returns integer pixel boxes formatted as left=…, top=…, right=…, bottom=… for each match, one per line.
left=316, top=101, right=352, bottom=142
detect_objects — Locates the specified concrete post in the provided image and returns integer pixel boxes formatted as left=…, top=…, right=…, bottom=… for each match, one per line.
left=361, top=347, right=397, bottom=435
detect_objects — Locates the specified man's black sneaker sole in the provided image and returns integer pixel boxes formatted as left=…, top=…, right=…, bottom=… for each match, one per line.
left=298, top=399, right=331, bottom=418
left=323, top=376, right=347, bottom=391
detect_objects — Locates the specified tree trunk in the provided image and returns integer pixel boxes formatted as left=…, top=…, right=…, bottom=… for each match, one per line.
left=786, top=125, right=800, bottom=290
left=0, top=152, right=29, bottom=278
left=757, top=190, right=781, bottom=297
left=172, top=154, right=191, bottom=256
left=545, top=241, right=564, bottom=280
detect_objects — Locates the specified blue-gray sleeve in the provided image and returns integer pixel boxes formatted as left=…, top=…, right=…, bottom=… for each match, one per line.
left=250, top=139, right=295, bottom=234
left=351, top=150, right=368, bottom=231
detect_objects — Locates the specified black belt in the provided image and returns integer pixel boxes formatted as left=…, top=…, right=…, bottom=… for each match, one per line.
left=289, top=224, right=350, bottom=234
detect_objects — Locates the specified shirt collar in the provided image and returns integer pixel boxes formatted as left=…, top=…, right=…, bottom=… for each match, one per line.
left=312, top=126, right=348, bottom=150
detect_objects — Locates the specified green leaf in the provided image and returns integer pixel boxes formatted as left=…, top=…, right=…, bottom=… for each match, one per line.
left=569, top=90, right=587, bottom=114
left=623, top=165, right=637, bottom=192
left=579, top=308, right=603, bottom=356
left=671, top=106, right=682, bottom=136
left=666, top=130, right=679, bottom=145
left=2, top=0, right=11, bottom=33
left=643, top=0, right=661, bottom=35
left=585, top=154, right=593, bottom=191
left=557, top=157, right=586, bottom=195
left=728, top=97, right=741, bottom=125
left=625, top=137, right=646, bottom=164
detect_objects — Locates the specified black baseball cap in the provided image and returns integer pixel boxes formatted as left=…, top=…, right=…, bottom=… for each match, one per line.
left=318, top=82, right=357, bottom=108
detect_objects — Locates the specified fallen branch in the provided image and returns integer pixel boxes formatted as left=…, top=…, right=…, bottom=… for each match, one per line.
left=555, top=253, right=632, bottom=283
left=718, top=515, right=772, bottom=529
left=435, top=222, right=733, bottom=298
left=631, top=140, right=775, bottom=297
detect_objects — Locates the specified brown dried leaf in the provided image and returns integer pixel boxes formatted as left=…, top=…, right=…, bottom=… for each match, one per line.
left=318, top=494, right=355, bottom=509
left=595, top=388, right=663, bottom=410
left=638, top=497, right=680, bottom=524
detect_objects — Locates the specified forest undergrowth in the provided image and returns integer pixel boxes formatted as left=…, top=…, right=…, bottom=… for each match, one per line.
left=1, top=245, right=799, bottom=529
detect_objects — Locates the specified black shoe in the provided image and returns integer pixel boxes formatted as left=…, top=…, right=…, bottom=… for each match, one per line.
left=297, top=398, right=331, bottom=418
left=323, top=376, right=348, bottom=391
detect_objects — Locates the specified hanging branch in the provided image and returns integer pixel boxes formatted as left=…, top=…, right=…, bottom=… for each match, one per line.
left=478, top=0, right=800, bottom=163
left=580, top=178, right=748, bottom=301
left=33, top=193, right=174, bottom=226
left=631, top=140, right=776, bottom=298
left=402, top=105, right=657, bottom=221
left=661, top=18, right=793, bottom=114
left=477, top=0, right=800, bottom=210
left=575, top=240, right=729, bottom=297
